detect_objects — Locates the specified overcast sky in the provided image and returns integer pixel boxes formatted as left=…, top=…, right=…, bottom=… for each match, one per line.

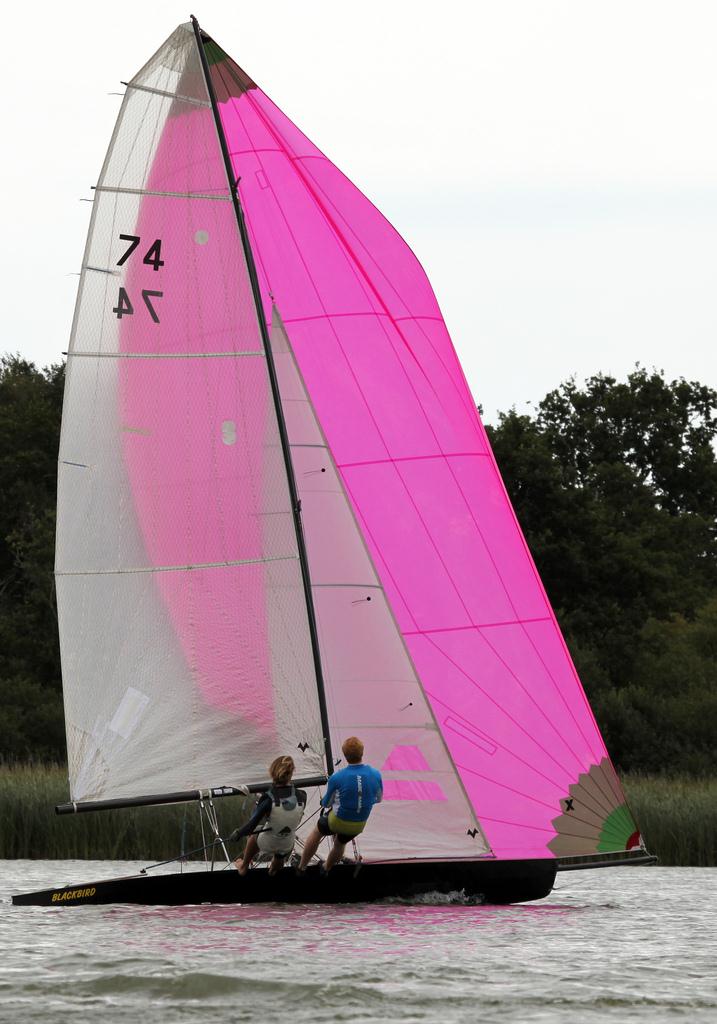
left=2, top=0, right=715, bottom=420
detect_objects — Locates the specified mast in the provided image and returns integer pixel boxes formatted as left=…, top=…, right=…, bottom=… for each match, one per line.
left=190, top=15, right=334, bottom=778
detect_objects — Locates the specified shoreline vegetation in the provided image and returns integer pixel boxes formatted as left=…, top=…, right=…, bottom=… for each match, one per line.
left=2, top=360, right=715, bottom=777
left=0, top=764, right=714, bottom=867
left=0, top=764, right=250, bottom=864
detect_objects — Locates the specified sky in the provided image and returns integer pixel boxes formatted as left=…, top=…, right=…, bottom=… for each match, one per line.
left=2, top=0, right=716, bottom=421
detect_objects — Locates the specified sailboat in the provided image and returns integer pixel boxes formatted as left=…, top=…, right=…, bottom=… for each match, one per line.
left=14, top=18, right=654, bottom=908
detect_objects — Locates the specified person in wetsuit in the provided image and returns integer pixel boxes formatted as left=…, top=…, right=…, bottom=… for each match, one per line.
left=231, top=755, right=307, bottom=876
left=297, top=736, right=382, bottom=875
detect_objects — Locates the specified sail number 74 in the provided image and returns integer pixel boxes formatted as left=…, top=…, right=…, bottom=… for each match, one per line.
left=113, top=233, right=164, bottom=323
left=113, top=288, right=163, bottom=323
left=117, top=234, right=164, bottom=270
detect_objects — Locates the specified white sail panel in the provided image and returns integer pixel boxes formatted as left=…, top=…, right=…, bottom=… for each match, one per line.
left=272, top=309, right=491, bottom=861
left=56, top=25, right=325, bottom=802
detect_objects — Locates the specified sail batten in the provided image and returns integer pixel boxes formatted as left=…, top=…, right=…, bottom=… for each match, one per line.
left=124, top=81, right=212, bottom=107
left=93, top=186, right=231, bottom=200
left=57, top=554, right=300, bottom=576
left=67, top=350, right=265, bottom=359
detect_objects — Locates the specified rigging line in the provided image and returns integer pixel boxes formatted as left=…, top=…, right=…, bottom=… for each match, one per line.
left=198, top=799, right=208, bottom=864
left=295, top=804, right=323, bottom=830
left=193, top=18, right=334, bottom=779
left=140, top=837, right=223, bottom=873
left=204, top=798, right=231, bottom=866
left=55, top=554, right=298, bottom=576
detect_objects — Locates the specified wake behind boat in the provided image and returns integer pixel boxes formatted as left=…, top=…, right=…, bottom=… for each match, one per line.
left=14, top=17, right=654, bottom=908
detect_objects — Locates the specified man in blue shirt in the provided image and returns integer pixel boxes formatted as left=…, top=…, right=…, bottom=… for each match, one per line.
left=297, top=736, right=382, bottom=874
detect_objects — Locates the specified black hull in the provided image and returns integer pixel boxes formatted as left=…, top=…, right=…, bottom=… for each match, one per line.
left=12, top=858, right=557, bottom=908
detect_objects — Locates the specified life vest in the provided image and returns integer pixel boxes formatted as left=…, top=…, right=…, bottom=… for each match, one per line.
left=262, top=786, right=306, bottom=838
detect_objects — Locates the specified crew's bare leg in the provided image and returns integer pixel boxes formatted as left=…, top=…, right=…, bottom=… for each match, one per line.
left=268, top=854, right=286, bottom=877
left=298, top=826, right=322, bottom=871
left=236, top=834, right=258, bottom=875
left=324, top=837, right=348, bottom=873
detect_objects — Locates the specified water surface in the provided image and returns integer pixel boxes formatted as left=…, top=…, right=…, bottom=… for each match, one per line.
left=1, top=860, right=715, bottom=1022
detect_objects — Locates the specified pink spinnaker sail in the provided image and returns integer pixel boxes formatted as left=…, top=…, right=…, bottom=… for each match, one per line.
left=205, top=43, right=639, bottom=860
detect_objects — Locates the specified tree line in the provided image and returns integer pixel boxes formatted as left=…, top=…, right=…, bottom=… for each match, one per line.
left=1, top=355, right=715, bottom=774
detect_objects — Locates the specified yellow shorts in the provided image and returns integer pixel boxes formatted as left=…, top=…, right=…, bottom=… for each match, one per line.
left=318, top=812, right=366, bottom=842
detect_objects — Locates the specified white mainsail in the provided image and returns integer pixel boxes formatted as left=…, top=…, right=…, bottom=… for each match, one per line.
left=56, top=25, right=325, bottom=802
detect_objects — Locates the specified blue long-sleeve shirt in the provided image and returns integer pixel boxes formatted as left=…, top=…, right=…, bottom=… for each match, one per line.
left=321, top=764, right=383, bottom=822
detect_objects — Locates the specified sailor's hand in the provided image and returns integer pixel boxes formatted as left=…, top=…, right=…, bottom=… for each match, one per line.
left=228, top=829, right=242, bottom=843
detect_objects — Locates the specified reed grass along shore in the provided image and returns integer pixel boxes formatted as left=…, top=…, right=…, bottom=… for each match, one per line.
left=0, top=764, right=248, bottom=862
left=0, top=765, right=713, bottom=866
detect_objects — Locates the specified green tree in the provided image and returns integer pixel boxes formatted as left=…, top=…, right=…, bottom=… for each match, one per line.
left=488, top=367, right=717, bottom=774
left=0, top=356, right=65, bottom=759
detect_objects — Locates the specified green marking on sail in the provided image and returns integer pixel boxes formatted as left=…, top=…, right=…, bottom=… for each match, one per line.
left=597, top=806, right=638, bottom=852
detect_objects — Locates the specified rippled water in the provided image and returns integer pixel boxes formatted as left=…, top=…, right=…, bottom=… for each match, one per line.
left=2, top=860, right=715, bottom=1022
